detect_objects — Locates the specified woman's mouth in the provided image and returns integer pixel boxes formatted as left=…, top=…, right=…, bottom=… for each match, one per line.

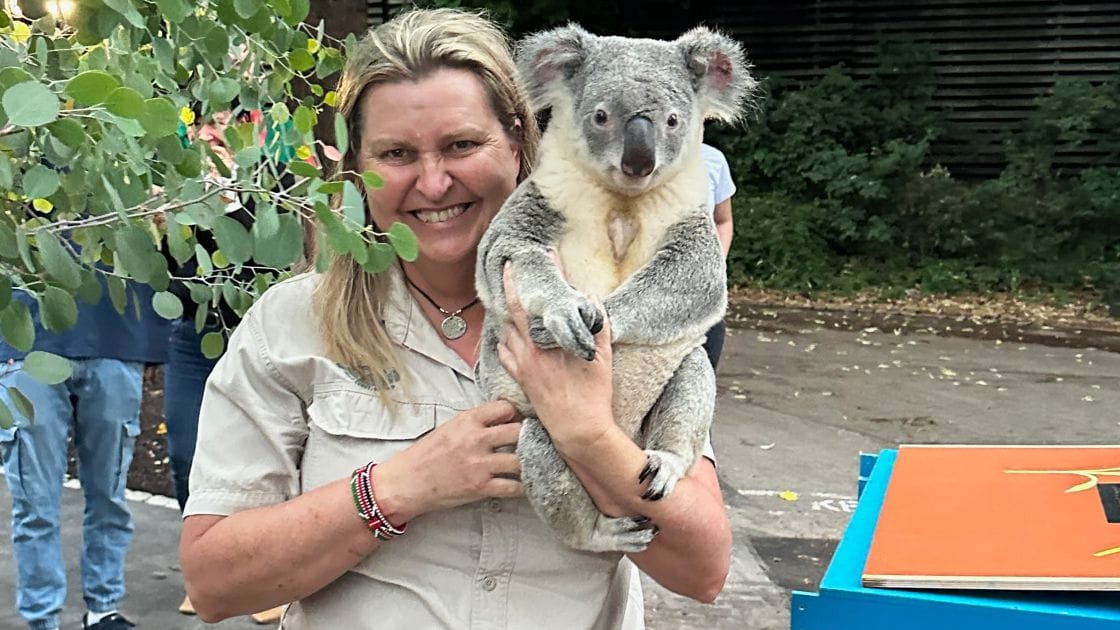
left=413, top=202, right=471, bottom=224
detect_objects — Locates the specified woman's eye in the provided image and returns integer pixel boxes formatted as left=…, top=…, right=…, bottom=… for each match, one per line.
left=451, top=140, right=479, bottom=151
left=381, top=148, right=408, bottom=161
left=667, top=113, right=679, bottom=128
left=594, top=109, right=608, bottom=125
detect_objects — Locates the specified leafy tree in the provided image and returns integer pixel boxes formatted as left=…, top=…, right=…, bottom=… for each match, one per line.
left=0, top=0, right=417, bottom=428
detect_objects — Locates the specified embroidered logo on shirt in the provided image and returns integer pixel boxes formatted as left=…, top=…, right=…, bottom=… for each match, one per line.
left=338, top=364, right=400, bottom=391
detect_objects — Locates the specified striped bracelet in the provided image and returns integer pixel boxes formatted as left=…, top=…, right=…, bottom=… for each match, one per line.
left=350, top=462, right=407, bottom=541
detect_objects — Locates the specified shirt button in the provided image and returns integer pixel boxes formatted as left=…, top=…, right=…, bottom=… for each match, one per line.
left=488, top=499, right=502, bottom=513
left=481, top=575, right=497, bottom=591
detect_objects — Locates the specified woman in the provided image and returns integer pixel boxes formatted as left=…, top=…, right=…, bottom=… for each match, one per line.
left=179, top=9, right=731, bottom=628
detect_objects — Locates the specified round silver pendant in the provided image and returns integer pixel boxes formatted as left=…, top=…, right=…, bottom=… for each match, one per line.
left=441, top=315, right=468, bottom=340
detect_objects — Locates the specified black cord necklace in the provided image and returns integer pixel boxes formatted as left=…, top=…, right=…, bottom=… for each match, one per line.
left=402, top=275, right=480, bottom=340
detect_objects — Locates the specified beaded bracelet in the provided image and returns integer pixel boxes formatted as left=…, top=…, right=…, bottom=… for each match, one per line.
left=350, top=462, right=407, bottom=541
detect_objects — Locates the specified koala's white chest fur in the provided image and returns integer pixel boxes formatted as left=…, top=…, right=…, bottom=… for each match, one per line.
left=533, top=140, right=709, bottom=301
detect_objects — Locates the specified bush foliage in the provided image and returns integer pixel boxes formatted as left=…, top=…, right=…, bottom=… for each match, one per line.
left=709, top=41, right=1120, bottom=297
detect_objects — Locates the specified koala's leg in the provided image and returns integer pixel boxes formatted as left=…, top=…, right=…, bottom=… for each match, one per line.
left=639, top=346, right=716, bottom=501
left=519, top=417, right=657, bottom=553
left=604, top=213, right=726, bottom=346
left=476, top=322, right=532, bottom=414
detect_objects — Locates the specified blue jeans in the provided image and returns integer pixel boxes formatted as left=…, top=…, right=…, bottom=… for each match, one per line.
left=163, top=320, right=219, bottom=511
left=0, top=358, right=143, bottom=630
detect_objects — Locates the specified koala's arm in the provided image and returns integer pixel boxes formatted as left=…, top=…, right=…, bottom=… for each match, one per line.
left=604, top=213, right=726, bottom=345
left=477, top=181, right=570, bottom=318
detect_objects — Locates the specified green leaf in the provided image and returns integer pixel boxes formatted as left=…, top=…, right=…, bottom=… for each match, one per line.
left=286, top=160, right=319, bottom=178
left=270, top=102, right=290, bottom=125
left=2, top=81, right=59, bottom=127
left=289, top=48, right=314, bottom=73
left=194, top=244, right=213, bottom=275
left=23, top=164, right=60, bottom=199
left=361, top=170, right=384, bottom=190
left=102, top=0, right=145, bottom=27
left=283, top=0, right=309, bottom=25
left=315, top=180, right=344, bottom=195
left=105, top=86, right=145, bottom=119
left=47, top=118, right=86, bottom=148
left=207, top=77, right=240, bottom=107
left=333, top=112, right=348, bottom=157
left=65, top=70, right=120, bottom=105
left=254, top=203, right=279, bottom=239
left=233, top=0, right=256, bottom=18
left=0, top=301, right=34, bottom=352
left=363, top=242, right=396, bottom=274
left=9, top=386, right=33, bottom=423
left=293, top=104, right=315, bottom=134
left=152, top=291, right=183, bottom=320
left=40, top=286, right=78, bottom=332
left=115, top=224, right=159, bottom=282
left=205, top=27, right=230, bottom=60
left=76, top=270, right=103, bottom=305
left=201, top=331, right=225, bottom=359
left=0, top=276, right=9, bottom=310
left=155, top=0, right=192, bottom=23
left=36, top=231, right=82, bottom=289
left=107, top=276, right=127, bottom=314
left=388, top=222, right=419, bottom=262
left=341, top=181, right=365, bottom=227
left=23, top=351, right=72, bottom=385
left=0, top=153, right=12, bottom=189
left=139, top=98, right=178, bottom=137
left=212, top=215, right=253, bottom=265
left=253, top=212, right=302, bottom=269
left=0, top=400, right=14, bottom=430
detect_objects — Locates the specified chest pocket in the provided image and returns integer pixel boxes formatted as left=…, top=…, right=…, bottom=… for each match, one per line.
left=301, top=384, right=453, bottom=492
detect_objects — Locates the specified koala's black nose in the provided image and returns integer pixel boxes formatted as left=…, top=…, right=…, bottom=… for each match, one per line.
left=621, top=116, right=655, bottom=178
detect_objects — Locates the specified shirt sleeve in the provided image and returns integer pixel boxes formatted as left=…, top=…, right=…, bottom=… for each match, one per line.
left=183, top=311, right=309, bottom=517
left=713, top=150, right=736, bottom=205
left=701, top=431, right=717, bottom=467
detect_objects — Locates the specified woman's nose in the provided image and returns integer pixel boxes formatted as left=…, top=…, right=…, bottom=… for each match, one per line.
left=414, top=153, right=453, bottom=201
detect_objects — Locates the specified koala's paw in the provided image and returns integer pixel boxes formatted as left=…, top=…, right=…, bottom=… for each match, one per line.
left=538, top=294, right=603, bottom=360
left=584, top=515, right=658, bottom=553
left=639, top=450, right=690, bottom=501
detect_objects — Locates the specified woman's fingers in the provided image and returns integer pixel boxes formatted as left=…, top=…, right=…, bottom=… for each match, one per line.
left=486, top=477, right=524, bottom=498
left=474, top=399, right=519, bottom=426
left=489, top=452, right=521, bottom=476
left=485, top=421, right=522, bottom=449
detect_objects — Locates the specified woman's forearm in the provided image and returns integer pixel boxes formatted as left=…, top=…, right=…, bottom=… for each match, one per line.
left=180, top=473, right=411, bottom=621
left=557, top=425, right=732, bottom=602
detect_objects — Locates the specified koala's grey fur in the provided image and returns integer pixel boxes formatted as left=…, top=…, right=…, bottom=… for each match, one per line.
left=476, top=25, right=754, bottom=553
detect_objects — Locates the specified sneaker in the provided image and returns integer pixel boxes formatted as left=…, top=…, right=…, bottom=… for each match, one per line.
left=82, top=612, right=136, bottom=629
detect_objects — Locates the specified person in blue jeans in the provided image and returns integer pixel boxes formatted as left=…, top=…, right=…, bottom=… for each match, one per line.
left=701, top=142, right=737, bottom=370
left=163, top=319, right=219, bottom=513
left=0, top=280, right=169, bottom=630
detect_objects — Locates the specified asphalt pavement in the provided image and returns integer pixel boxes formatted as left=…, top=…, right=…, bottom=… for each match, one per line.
left=2, top=309, right=1118, bottom=630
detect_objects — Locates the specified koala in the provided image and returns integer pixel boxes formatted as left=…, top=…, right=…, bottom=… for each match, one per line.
left=476, top=24, right=754, bottom=554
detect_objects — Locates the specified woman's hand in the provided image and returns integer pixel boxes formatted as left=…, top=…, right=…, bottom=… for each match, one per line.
left=496, top=265, right=615, bottom=451
left=374, top=400, right=522, bottom=522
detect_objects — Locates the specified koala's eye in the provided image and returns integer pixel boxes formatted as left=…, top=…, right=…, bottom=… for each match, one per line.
left=667, top=114, right=679, bottom=128
left=593, top=109, right=608, bottom=126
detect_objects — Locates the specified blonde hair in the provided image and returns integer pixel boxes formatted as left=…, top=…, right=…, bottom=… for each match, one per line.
left=314, top=8, right=540, bottom=391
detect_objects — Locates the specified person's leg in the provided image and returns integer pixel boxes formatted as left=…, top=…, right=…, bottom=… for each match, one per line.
left=1, top=362, right=76, bottom=630
left=702, top=319, right=726, bottom=371
left=69, top=358, right=143, bottom=619
left=163, top=320, right=219, bottom=511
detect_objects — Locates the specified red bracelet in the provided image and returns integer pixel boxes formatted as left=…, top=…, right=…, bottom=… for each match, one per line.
left=350, top=462, right=407, bottom=541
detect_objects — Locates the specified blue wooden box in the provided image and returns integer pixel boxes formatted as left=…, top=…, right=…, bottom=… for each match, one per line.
left=791, top=449, right=1120, bottom=630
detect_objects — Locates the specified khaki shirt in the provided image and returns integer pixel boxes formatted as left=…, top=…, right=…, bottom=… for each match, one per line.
left=185, top=270, right=655, bottom=629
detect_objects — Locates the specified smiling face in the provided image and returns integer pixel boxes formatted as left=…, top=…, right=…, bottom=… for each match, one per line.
left=357, top=67, right=521, bottom=267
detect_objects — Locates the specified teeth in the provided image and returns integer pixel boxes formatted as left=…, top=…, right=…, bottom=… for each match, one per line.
left=415, top=203, right=468, bottom=224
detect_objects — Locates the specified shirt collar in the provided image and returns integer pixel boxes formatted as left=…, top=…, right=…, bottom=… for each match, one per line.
left=383, top=265, right=477, bottom=381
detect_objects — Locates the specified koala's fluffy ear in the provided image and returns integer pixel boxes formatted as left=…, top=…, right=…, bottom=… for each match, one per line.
left=516, top=24, right=591, bottom=111
left=676, top=27, right=756, bottom=123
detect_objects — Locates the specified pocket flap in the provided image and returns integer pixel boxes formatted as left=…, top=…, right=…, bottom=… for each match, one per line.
left=308, top=386, right=437, bottom=440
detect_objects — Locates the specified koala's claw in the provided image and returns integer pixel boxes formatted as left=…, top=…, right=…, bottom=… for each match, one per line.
left=586, top=514, right=659, bottom=553
left=527, top=316, right=560, bottom=349
left=640, top=450, right=689, bottom=501
left=541, top=296, right=601, bottom=361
